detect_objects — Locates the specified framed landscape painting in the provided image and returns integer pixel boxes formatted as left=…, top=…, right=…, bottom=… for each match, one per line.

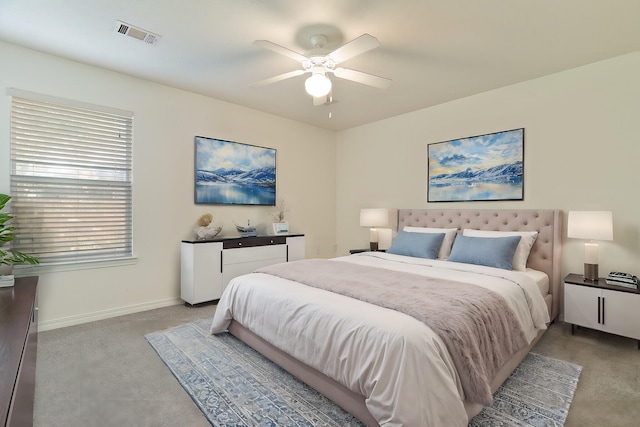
left=195, top=136, right=276, bottom=205
left=427, top=128, right=524, bottom=202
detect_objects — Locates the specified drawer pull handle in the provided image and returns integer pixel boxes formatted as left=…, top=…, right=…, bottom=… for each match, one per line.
left=238, top=243, right=242, bottom=246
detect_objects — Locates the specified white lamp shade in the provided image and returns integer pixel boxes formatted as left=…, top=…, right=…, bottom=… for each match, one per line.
left=305, top=73, right=332, bottom=97
left=567, top=211, right=613, bottom=241
left=360, top=208, right=390, bottom=228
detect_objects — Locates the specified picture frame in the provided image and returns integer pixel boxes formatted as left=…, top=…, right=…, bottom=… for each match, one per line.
left=427, top=128, right=524, bottom=202
left=195, top=136, right=276, bottom=205
left=272, top=222, right=289, bottom=235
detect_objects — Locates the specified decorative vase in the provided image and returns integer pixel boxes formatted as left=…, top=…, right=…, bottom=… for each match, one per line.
left=0, top=264, right=12, bottom=276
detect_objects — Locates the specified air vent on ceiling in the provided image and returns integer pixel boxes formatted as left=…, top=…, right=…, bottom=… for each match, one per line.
left=114, top=20, right=160, bottom=45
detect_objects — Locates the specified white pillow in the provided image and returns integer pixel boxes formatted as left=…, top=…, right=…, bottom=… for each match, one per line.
left=403, top=226, right=458, bottom=259
left=462, top=229, right=538, bottom=271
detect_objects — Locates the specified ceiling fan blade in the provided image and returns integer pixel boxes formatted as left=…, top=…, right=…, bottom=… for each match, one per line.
left=327, top=34, right=380, bottom=64
left=253, top=40, right=308, bottom=63
left=333, top=68, right=392, bottom=89
left=250, top=70, right=306, bottom=88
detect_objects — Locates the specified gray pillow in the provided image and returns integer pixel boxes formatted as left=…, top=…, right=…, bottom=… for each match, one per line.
left=387, top=231, right=445, bottom=259
left=448, top=235, right=522, bottom=270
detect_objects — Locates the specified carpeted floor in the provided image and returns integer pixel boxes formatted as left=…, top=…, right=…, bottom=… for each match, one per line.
left=34, top=304, right=640, bottom=427
left=146, top=317, right=582, bottom=427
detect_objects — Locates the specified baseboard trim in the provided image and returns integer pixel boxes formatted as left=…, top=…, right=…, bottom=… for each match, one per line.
left=38, top=297, right=183, bottom=332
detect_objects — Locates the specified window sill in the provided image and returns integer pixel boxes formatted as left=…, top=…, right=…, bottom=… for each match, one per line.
left=13, top=256, right=138, bottom=276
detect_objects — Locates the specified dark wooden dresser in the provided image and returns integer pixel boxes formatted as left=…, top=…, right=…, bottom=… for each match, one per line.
left=0, top=276, right=38, bottom=427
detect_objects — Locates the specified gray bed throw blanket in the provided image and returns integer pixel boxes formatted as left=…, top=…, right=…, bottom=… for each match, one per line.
left=256, top=259, right=529, bottom=406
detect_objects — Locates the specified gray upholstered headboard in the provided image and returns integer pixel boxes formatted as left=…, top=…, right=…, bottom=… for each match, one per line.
left=397, top=209, right=562, bottom=321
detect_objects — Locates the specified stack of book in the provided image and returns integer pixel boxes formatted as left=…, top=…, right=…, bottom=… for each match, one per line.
left=606, top=272, right=638, bottom=290
left=0, top=274, right=15, bottom=288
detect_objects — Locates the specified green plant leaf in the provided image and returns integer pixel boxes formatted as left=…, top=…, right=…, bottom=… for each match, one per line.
left=0, top=193, right=39, bottom=266
left=0, top=194, right=10, bottom=210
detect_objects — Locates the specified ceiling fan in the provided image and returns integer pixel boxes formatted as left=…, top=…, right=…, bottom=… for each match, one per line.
left=250, top=33, right=391, bottom=106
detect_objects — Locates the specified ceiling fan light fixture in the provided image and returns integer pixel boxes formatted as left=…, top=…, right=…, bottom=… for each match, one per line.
left=305, top=73, right=332, bottom=97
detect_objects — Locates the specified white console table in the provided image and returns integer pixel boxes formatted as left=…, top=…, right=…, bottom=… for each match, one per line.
left=181, top=234, right=305, bottom=305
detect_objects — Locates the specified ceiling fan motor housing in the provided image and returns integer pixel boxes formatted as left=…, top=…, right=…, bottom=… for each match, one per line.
left=309, top=34, right=328, bottom=49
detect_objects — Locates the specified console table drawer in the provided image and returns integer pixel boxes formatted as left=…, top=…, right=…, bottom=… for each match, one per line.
left=223, top=244, right=286, bottom=265
left=222, top=236, right=286, bottom=249
left=222, top=245, right=287, bottom=292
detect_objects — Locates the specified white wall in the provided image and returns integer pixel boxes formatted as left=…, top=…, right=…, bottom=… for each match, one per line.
left=336, top=52, right=640, bottom=280
left=3, top=40, right=639, bottom=329
left=0, top=41, right=337, bottom=330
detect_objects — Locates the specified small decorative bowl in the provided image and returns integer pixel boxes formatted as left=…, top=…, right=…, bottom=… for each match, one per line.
left=193, top=225, right=222, bottom=240
left=235, top=224, right=257, bottom=237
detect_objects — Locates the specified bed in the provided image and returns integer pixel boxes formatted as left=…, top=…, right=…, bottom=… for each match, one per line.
left=210, top=209, right=562, bottom=426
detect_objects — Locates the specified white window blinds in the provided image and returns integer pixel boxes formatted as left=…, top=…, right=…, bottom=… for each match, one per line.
left=9, top=91, right=133, bottom=266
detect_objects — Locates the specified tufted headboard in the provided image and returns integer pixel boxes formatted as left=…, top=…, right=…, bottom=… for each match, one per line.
left=397, top=209, right=562, bottom=321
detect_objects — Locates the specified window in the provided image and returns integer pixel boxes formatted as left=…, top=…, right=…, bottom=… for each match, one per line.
left=9, top=90, right=133, bottom=269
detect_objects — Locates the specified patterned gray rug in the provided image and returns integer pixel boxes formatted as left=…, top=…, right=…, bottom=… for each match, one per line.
left=146, top=318, right=581, bottom=427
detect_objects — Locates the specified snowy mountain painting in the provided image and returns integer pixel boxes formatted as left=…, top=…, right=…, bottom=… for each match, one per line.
left=427, top=128, right=524, bottom=201
left=195, top=137, right=276, bottom=205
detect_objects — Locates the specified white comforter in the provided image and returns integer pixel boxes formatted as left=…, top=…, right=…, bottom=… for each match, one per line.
left=210, top=252, right=550, bottom=427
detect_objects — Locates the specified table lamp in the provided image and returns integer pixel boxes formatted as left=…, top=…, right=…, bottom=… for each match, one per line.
left=360, top=208, right=391, bottom=251
left=567, top=211, right=613, bottom=281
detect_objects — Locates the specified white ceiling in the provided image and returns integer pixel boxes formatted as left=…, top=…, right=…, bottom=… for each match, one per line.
left=1, top=0, right=639, bottom=131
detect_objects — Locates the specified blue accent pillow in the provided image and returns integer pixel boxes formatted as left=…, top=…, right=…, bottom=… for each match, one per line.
left=448, top=235, right=522, bottom=270
left=387, top=231, right=445, bottom=259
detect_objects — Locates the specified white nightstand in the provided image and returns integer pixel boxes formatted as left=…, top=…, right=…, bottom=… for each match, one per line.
left=564, top=273, right=640, bottom=349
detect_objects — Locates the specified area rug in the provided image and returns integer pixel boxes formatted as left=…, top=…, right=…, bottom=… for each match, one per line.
left=469, top=351, right=582, bottom=427
left=146, top=318, right=581, bottom=427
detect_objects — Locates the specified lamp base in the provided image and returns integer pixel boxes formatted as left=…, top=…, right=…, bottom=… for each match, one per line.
left=584, top=263, right=598, bottom=281
left=369, top=241, right=379, bottom=251
left=378, top=228, right=392, bottom=251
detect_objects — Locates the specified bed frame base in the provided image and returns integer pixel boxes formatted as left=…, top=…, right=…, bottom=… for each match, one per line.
left=229, top=321, right=380, bottom=427
left=229, top=320, right=545, bottom=426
